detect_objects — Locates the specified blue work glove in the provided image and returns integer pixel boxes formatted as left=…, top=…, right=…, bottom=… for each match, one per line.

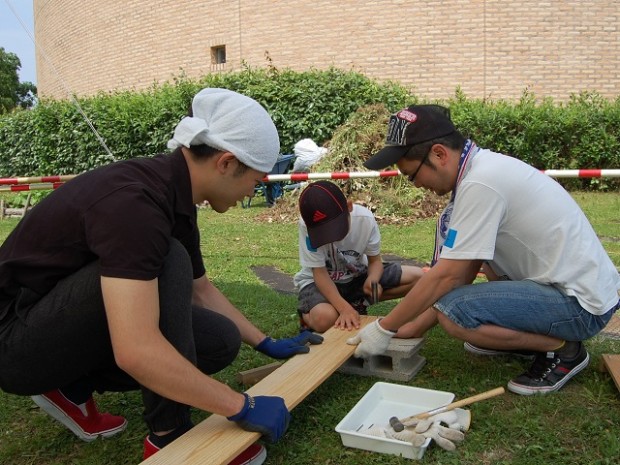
left=227, top=393, right=290, bottom=442
left=255, top=330, right=324, bottom=359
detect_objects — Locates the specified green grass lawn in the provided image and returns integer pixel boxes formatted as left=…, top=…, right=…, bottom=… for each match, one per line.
left=0, top=192, right=619, bottom=465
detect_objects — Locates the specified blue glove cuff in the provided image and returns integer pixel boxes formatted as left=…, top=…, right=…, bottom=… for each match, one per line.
left=227, top=393, right=254, bottom=421
left=255, top=337, right=274, bottom=355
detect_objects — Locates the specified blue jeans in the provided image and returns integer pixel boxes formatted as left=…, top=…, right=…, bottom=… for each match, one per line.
left=434, top=280, right=616, bottom=341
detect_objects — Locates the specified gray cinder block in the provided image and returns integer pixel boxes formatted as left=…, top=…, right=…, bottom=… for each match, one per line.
left=339, top=338, right=426, bottom=382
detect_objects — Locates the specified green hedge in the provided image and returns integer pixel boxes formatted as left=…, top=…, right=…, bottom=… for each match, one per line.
left=0, top=68, right=410, bottom=176
left=450, top=88, right=620, bottom=189
left=0, top=68, right=618, bottom=190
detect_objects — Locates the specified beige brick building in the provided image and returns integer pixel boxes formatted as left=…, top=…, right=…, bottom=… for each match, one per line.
left=34, top=0, right=619, bottom=101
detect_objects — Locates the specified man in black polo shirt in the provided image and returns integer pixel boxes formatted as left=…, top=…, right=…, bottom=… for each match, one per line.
left=0, top=88, right=322, bottom=464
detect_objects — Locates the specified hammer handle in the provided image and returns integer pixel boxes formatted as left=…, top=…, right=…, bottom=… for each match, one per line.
left=371, top=281, right=378, bottom=304
left=390, top=386, right=505, bottom=431
left=410, top=386, right=505, bottom=420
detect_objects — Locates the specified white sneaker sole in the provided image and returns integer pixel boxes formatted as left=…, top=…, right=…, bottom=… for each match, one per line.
left=31, top=395, right=127, bottom=442
left=507, top=352, right=590, bottom=395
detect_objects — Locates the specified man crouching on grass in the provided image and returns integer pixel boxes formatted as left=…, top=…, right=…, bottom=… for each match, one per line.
left=348, top=104, right=620, bottom=395
left=0, top=88, right=322, bottom=464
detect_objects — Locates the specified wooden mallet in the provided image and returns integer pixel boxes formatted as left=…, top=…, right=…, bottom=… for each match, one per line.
left=389, top=386, right=505, bottom=432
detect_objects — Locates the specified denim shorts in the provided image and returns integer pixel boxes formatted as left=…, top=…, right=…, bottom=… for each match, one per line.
left=434, top=280, right=617, bottom=341
left=297, top=262, right=402, bottom=315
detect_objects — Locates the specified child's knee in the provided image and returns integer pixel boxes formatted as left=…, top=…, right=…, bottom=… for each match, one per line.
left=401, top=265, right=424, bottom=284
left=304, top=306, right=338, bottom=333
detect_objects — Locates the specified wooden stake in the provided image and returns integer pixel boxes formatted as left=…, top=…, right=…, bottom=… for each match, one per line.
left=602, top=354, right=620, bottom=393
left=235, top=362, right=282, bottom=385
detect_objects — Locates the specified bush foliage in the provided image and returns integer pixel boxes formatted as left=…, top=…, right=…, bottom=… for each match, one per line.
left=0, top=67, right=410, bottom=176
left=0, top=67, right=618, bottom=191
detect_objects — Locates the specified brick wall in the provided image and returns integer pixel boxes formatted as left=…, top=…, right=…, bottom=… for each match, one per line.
left=34, top=0, right=619, bottom=101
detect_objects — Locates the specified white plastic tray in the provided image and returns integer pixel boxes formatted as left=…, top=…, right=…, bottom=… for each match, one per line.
left=335, top=382, right=455, bottom=459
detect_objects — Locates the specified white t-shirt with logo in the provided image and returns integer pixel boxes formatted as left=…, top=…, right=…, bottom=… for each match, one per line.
left=294, top=204, right=381, bottom=291
left=440, top=149, right=620, bottom=315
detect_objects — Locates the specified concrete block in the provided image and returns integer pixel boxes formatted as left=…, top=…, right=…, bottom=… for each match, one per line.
left=338, top=337, right=426, bottom=382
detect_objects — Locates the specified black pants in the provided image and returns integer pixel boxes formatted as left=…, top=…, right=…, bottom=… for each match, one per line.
left=0, top=239, right=241, bottom=432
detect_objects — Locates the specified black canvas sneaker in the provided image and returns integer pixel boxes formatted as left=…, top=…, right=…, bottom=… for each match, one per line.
left=507, top=342, right=589, bottom=395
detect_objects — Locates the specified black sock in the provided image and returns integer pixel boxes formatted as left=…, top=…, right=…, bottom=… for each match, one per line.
left=59, top=379, right=94, bottom=405
left=149, top=420, right=194, bottom=449
left=557, top=341, right=580, bottom=359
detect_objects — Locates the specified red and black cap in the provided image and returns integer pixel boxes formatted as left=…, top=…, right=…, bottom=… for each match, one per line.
left=299, top=181, right=349, bottom=248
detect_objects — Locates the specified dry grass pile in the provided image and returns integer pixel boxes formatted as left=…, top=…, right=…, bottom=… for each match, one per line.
left=257, top=104, right=446, bottom=225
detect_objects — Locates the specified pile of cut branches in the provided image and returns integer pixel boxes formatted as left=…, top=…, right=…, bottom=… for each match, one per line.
left=257, top=104, right=447, bottom=225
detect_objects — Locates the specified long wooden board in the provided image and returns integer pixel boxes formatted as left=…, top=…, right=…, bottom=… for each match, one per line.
left=602, top=354, right=620, bottom=393
left=140, top=316, right=376, bottom=465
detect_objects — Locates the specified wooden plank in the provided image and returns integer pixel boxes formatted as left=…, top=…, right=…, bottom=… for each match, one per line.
left=141, top=316, right=376, bottom=465
left=235, top=362, right=282, bottom=385
left=602, top=354, right=620, bottom=393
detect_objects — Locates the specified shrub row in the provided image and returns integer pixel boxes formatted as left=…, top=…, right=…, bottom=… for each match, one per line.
left=0, top=67, right=410, bottom=177
left=450, top=88, right=620, bottom=190
left=0, top=68, right=618, bottom=190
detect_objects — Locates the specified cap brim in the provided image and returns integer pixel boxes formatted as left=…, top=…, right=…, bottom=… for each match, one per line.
left=308, top=212, right=349, bottom=248
left=364, top=145, right=410, bottom=170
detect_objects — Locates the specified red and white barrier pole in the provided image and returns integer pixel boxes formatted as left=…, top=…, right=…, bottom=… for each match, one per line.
left=539, top=169, right=620, bottom=178
left=263, top=170, right=400, bottom=182
left=0, top=182, right=65, bottom=192
left=0, top=175, right=76, bottom=186
left=0, top=169, right=618, bottom=192
left=263, top=168, right=620, bottom=183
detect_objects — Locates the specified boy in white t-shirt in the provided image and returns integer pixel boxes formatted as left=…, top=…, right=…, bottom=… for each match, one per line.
left=294, top=181, right=423, bottom=333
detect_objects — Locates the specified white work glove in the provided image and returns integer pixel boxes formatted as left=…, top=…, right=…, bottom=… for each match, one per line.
left=413, top=409, right=471, bottom=433
left=410, top=409, right=470, bottom=452
left=391, top=429, right=426, bottom=447
left=346, top=319, right=395, bottom=358
left=366, top=426, right=426, bottom=447
left=420, top=424, right=465, bottom=451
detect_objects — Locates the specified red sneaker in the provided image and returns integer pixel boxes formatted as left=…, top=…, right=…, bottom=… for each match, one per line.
left=229, top=443, right=266, bottom=465
left=31, top=389, right=127, bottom=442
left=143, top=439, right=266, bottom=464
left=143, top=435, right=160, bottom=460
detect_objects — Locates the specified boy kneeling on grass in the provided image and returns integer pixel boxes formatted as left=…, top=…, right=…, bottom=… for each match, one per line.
left=294, top=181, right=426, bottom=333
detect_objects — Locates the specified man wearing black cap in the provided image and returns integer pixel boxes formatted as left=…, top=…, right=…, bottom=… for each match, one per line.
left=347, top=104, right=620, bottom=396
left=294, top=181, right=421, bottom=333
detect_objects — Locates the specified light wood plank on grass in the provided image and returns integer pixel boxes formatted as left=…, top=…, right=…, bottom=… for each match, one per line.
left=602, top=354, right=620, bottom=393
left=140, top=316, right=376, bottom=465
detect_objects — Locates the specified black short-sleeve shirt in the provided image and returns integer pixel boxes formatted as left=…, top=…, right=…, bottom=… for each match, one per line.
left=0, top=148, right=205, bottom=321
